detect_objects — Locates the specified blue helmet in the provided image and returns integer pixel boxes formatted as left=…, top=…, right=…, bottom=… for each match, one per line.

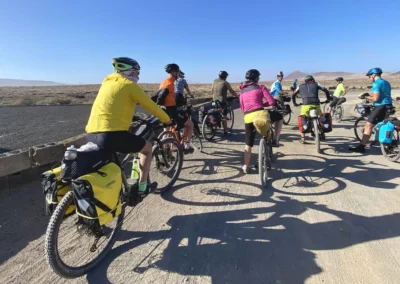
left=366, top=68, right=382, bottom=76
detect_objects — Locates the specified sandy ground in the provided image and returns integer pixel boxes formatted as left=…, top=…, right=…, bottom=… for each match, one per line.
left=1, top=95, right=400, bottom=284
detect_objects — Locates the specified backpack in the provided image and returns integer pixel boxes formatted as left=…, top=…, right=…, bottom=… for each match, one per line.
left=297, top=115, right=311, bottom=133
left=72, top=162, right=122, bottom=230
left=41, top=166, right=75, bottom=216
left=319, top=113, right=332, bottom=133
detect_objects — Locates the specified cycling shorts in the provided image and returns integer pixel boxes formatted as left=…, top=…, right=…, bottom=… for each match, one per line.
left=86, top=131, right=146, bottom=154
left=368, top=104, right=393, bottom=124
left=300, top=105, right=322, bottom=116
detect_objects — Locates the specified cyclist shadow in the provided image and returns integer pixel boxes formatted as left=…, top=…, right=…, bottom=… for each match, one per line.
left=271, top=153, right=399, bottom=192
left=85, top=196, right=400, bottom=284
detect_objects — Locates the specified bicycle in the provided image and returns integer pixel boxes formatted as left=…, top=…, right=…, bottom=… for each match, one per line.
left=201, top=96, right=237, bottom=141
left=353, top=98, right=396, bottom=142
left=296, top=102, right=329, bottom=153
left=157, top=104, right=203, bottom=154
left=323, top=97, right=346, bottom=122
left=45, top=115, right=184, bottom=279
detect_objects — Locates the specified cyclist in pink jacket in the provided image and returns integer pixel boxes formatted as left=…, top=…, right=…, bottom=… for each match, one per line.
left=239, top=69, right=283, bottom=174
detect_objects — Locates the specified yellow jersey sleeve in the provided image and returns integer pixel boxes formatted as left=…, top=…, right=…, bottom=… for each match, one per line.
left=132, top=83, right=170, bottom=123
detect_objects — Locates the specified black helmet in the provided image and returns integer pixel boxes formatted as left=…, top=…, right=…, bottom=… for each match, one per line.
left=305, top=75, right=315, bottom=82
left=219, top=71, right=229, bottom=79
left=112, top=57, right=140, bottom=71
left=165, top=63, right=180, bottom=73
left=277, top=71, right=284, bottom=77
left=245, top=69, right=261, bottom=82
left=335, top=77, right=344, bottom=82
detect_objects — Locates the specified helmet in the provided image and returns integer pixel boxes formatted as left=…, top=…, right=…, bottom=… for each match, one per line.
left=245, top=69, right=261, bottom=81
left=165, top=63, right=180, bottom=73
left=294, top=78, right=297, bottom=82
left=277, top=71, right=284, bottom=77
left=366, top=67, right=382, bottom=76
left=219, top=71, right=229, bottom=79
left=305, top=75, right=314, bottom=82
left=335, top=77, right=344, bottom=81
left=112, top=57, right=140, bottom=71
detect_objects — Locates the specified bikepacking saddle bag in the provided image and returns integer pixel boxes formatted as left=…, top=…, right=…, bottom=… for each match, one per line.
left=298, top=115, right=311, bottom=133
left=319, top=113, right=332, bottom=133
left=207, top=109, right=222, bottom=126
left=253, top=111, right=271, bottom=138
left=41, top=166, right=76, bottom=216
left=60, top=150, right=113, bottom=181
left=72, top=162, right=122, bottom=229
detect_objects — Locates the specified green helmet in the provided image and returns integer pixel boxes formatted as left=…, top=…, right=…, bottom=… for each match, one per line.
left=305, top=75, right=314, bottom=82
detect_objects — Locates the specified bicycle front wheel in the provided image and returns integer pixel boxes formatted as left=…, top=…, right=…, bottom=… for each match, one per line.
left=45, top=191, right=124, bottom=278
left=151, top=137, right=184, bottom=193
left=190, top=128, right=203, bottom=153
left=323, top=103, right=329, bottom=113
left=354, top=116, right=367, bottom=141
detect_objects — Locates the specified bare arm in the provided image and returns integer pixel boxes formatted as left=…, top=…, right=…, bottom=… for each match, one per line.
left=369, top=92, right=380, bottom=102
left=184, top=86, right=193, bottom=98
left=225, top=82, right=238, bottom=97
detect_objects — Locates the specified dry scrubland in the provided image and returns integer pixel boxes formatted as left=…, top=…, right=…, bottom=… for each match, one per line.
left=0, top=78, right=399, bottom=106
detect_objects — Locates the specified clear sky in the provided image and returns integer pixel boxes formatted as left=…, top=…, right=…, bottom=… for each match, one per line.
left=0, top=0, right=399, bottom=84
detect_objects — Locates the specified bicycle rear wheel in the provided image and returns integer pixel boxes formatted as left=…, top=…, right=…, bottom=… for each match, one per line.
left=226, top=108, right=235, bottom=130
left=259, top=138, right=270, bottom=188
left=334, top=106, right=343, bottom=122
left=380, top=130, right=400, bottom=162
left=282, top=111, right=291, bottom=125
left=151, top=137, right=183, bottom=193
left=201, top=114, right=217, bottom=141
left=312, top=119, right=320, bottom=153
left=45, top=191, right=124, bottom=278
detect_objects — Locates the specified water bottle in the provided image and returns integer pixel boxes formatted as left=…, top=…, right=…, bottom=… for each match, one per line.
left=131, top=157, right=140, bottom=181
left=64, top=145, right=77, bottom=160
left=61, top=145, right=77, bottom=181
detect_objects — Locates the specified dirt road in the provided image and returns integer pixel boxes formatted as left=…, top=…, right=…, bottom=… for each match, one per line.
left=1, top=95, right=400, bottom=284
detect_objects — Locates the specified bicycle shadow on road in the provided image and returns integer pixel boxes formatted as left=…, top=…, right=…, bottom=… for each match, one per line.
left=86, top=196, right=400, bottom=284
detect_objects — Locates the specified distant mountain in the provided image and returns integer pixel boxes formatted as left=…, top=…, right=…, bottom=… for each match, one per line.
left=388, top=71, right=400, bottom=77
left=0, top=78, right=64, bottom=87
left=285, top=71, right=359, bottom=81
left=285, top=71, right=308, bottom=80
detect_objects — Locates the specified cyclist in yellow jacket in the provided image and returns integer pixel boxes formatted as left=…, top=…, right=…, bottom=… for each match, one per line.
left=86, top=57, right=172, bottom=196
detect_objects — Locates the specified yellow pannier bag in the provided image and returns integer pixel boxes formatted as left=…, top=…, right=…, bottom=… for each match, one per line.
left=41, top=166, right=75, bottom=216
left=71, top=162, right=122, bottom=228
